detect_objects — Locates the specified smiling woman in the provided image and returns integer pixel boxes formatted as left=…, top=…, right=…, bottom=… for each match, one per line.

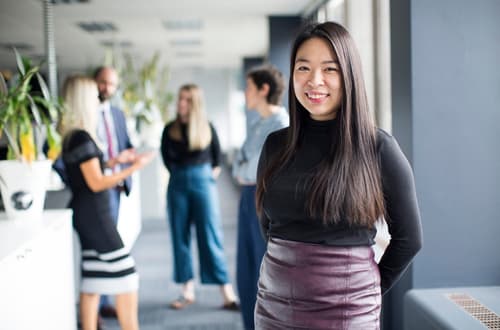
left=254, top=21, right=423, bottom=329
left=293, top=37, right=343, bottom=121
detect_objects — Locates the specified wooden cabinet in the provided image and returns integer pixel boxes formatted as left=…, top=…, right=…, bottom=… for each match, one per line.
left=0, top=210, right=76, bottom=330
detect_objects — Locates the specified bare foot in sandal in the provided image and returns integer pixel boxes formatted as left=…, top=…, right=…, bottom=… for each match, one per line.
left=169, top=296, right=195, bottom=310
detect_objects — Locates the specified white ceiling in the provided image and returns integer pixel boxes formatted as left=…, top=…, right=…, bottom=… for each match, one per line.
left=0, top=0, right=317, bottom=72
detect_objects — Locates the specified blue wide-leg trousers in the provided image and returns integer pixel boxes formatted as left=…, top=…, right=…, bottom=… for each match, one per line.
left=167, top=164, right=229, bottom=284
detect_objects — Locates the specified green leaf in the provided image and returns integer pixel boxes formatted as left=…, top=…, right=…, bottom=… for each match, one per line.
left=0, top=72, right=7, bottom=97
left=36, top=73, right=51, bottom=101
left=14, top=48, right=25, bottom=76
left=26, top=94, right=42, bottom=126
left=2, top=128, right=21, bottom=159
left=46, top=123, right=61, bottom=146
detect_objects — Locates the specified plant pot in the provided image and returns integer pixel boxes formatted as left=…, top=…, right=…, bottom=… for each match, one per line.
left=138, top=121, right=163, bottom=149
left=0, top=160, right=52, bottom=220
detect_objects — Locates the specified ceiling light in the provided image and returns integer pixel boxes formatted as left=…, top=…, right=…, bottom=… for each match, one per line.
left=0, top=43, right=34, bottom=51
left=163, top=20, right=203, bottom=31
left=170, top=39, right=202, bottom=47
left=50, top=0, right=90, bottom=4
left=175, top=51, right=203, bottom=58
left=100, top=40, right=133, bottom=48
left=77, top=22, right=117, bottom=33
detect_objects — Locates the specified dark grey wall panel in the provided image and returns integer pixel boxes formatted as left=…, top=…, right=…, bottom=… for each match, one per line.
left=269, top=16, right=303, bottom=109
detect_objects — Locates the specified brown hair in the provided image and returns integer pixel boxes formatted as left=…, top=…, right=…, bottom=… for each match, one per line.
left=256, top=22, right=385, bottom=228
left=246, top=64, right=285, bottom=105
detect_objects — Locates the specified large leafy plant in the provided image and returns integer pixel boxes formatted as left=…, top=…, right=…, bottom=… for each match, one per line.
left=120, top=52, right=174, bottom=126
left=0, top=49, right=62, bottom=162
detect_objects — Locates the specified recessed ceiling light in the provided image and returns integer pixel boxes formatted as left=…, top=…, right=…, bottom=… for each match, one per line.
left=163, top=20, right=203, bottom=31
left=77, top=22, right=117, bottom=33
left=170, top=39, right=202, bottom=47
left=100, top=40, right=133, bottom=48
left=50, top=0, right=90, bottom=4
left=0, top=43, right=34, bottom=51
left=175, top=51, right=203, bottom=58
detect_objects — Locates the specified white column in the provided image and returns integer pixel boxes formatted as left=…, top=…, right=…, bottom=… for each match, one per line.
left=374, top=0, right=392, bottom=132
left=344, top=0, right=375, bottom=118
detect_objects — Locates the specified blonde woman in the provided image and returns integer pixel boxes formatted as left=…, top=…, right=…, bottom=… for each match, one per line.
left=60, top=75, right=155, bottom=330
left=160, top=84, right=238, bottom=310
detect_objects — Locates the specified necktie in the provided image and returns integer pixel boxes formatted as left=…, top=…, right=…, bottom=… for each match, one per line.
left=102, top=111, right=115, bottom=160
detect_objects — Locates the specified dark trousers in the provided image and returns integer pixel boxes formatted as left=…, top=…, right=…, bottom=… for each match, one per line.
left=167, top=163, right=229, bottom=284
left=236, top=185, right=266, bottom=330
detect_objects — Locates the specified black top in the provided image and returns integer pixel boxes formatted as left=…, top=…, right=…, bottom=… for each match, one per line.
left=257, top=116, right=423, bottom=294
left=62, top=129, right=123, bottom=252
left=160, top=121, right=221, bottom=171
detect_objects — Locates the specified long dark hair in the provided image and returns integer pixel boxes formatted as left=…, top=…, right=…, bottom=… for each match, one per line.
left=256, top=21, right=385, bottom=228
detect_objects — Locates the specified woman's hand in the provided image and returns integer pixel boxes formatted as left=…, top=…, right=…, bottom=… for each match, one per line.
left=212, top=166, right=221, bottom=179
left=236, top=177, right=251, bottom=185
left=115, top=148, right=137, bottom=164
left=132, top=150, right=157, bottom=170
left=106, top=148, right=136, bottom=168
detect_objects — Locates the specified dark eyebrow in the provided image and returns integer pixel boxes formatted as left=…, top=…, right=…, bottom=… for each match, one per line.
left=295, top=58, right=339, bottom=64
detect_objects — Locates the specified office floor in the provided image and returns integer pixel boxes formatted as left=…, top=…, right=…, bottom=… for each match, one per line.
left=102, top=165, right=244, bottom=329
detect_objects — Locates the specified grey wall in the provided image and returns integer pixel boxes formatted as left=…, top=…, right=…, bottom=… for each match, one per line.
left=389, top=0, right=500, bottom=328
left=411, top=0, right=500, bottom=288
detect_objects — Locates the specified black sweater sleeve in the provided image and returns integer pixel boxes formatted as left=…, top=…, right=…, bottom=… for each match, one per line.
left=160, top=123, right=172, bottom=172
left=256, top=135, right=271, bottom=240
left=209, top=123, right=221, bottom=168
left=377, top=131, right=423, bottom=294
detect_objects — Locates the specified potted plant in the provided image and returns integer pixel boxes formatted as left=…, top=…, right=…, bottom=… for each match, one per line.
left=0, top=49, right=62, bottom=219
left=120, top=52, right=174, bottom=148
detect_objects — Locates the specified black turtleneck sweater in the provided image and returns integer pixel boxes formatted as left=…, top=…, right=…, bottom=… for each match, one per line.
left=160, top=122, right=221, bottom=171
left=257, top=116, right=423, bottom=294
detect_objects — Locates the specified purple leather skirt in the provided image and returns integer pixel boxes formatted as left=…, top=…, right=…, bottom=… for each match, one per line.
left=255, top=237, right=381, bottom=330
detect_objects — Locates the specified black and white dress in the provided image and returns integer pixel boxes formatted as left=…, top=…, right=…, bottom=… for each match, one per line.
left=63, top=129, right=138, bottom=294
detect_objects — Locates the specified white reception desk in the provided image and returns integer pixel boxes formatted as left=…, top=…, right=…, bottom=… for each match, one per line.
left=0, top=210, right=77, bottom=330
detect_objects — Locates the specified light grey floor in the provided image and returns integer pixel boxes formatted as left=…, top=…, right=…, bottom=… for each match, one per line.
left=102, top=165, right=244, bottom=330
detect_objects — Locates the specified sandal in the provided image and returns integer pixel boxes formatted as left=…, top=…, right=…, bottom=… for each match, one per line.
left=169, top=296, right=195, bottom=310
left=222, top=301, right=240, bottom=311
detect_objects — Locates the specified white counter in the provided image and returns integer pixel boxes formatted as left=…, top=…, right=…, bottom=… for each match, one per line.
left=0, top=209, right=77, bottom=330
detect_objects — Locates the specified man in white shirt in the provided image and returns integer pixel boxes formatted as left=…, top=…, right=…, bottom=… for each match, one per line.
left=94, top=66, right=135, bottom=320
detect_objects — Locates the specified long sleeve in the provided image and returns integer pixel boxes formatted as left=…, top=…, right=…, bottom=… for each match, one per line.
left=113, top=106, right=134, bottom=194
left=115, top=107, right=133, bottom=150
left=209, top=124, right=221, bottom=168
left=377, top=131, right=423, bottom=294
left=233, top=110, right=289, bottom=184
left=232, top=133, right=265, bottom=184
left=160, top=124, right=172, bottom=172
left=256, top=136, right=271, bottom=240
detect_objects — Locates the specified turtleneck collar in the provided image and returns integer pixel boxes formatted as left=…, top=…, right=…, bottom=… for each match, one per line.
left=303, top=114, right=338, bottom=131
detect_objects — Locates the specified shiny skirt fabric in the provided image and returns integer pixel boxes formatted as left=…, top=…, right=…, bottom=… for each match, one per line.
left=255, top=237, right=381, bottom=330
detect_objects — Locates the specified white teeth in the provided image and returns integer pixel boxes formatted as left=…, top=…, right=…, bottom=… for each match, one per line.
left=307, top=93, right=326, bottom=99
